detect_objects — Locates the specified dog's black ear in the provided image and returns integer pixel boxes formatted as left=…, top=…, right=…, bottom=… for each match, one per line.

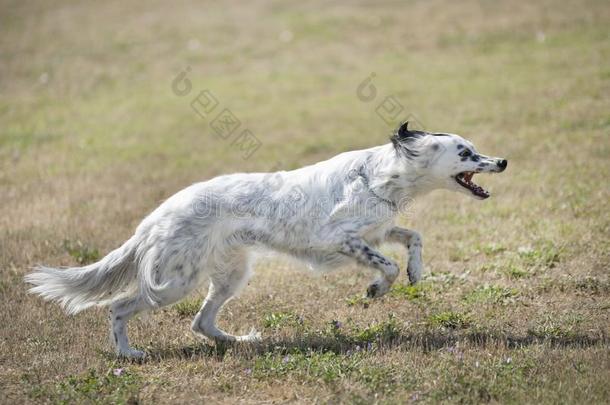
left=397, top=121, right=415, bottom=139
left=391, top=121, right=425, bottom=158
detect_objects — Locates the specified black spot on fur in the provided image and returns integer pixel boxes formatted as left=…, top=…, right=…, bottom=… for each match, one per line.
left=432, top=144, right=440, bottom=150
left=457, top=144, right=464, bottom=150
left=391, top=174, right=400, bottom=179
left=471, top=155, right=480, bottom=162
left=113, top=332, right=118, bottom=344
left=461, top=157, right=468, bottom=161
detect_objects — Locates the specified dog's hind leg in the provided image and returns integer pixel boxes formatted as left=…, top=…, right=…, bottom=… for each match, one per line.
left=340, top=236, right=400, bottom=298
left=109, top=298, right=149, bottom=359
left=191, top=251, right=260, bottom=343
left=386, top=227, right=423, bottom=284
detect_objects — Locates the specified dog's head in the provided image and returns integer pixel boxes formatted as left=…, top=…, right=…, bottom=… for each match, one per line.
left=391, top=122, right=507, bottom=199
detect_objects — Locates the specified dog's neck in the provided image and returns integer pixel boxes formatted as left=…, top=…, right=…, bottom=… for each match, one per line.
left=364, top=144, right=438, bottom=206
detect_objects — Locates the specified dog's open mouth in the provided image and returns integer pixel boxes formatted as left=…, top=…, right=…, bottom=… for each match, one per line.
left=455, top=172, right=490, bottom=199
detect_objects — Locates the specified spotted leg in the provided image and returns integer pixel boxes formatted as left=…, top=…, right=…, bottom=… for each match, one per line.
left=386, top=227, right=423, bottom=284
left=109, top=298, right=149, bottom=359
left=340, top=236, right=400, bottom=298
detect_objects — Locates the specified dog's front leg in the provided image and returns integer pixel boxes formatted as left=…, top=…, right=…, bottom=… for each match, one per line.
left=340, top=237, right=399, bottom=298
left=387, top=227, right=423, bottom=284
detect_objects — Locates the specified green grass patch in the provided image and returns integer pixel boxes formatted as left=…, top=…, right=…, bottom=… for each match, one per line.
left=479, top=243, right=507, bottom=256
left=425, top=271, right=468, bottom=285
left=528, top=314, right=584, bottom=339
left=574, top=277, right=610, bottom=295
left=262, top=311, right=303, bottom=330
left=428, top=355, right=535, bottom=403
left=389, top=282, right=426, bottom=300
left=252, top=349, right=398, bottom=393
left=173, top=297, right=201, bottom=317
left=518, top=241, right=562, bottom=269
left=27, top=368, right=141, bottom=404
left=352, top=314, right=400, bottom=343
left=448, top=247, right=472, bottom=262
left=502, top=264, right=529, bottom=279
left=355, top=364, right=399, bottom=393
left=252, top=350, right=360, bottom=383
left=463, top=285, right=519, bottom=305
left=62, top=240, right=100, bottom=265
left=428, top=311, right=471, bottom=329
left=345, top=294, right=370, bottom=308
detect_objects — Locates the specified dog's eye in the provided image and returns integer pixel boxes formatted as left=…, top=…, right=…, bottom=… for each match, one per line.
left=459, top=149, right=472, bottom=157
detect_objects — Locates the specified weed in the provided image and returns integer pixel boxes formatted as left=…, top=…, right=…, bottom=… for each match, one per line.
left=463, top=285, right=518, bottom=305
left=537, top=276, right=610, bottom=295
left=480, top=243, right=507, bottom=256
left=518, top=241, right=562, bottom=269
left=390, top=283, right=425, bottom=300
left=425, top=271, right=469, bottom=285
left=574, top=277, right=610, bottom=294
left=262, top=311, right=303, bottom=330
left=173, top=297, right=201, bottom=317
left=528, top=314, right=584, bottom=339
left=29, top=368, right=141, bottom=404
left=345, top=295, right=370, bottom=308
left=449, top=247, right=471, bottom=262
left=253, top=350, right=400, bottom=393
left=252, top=350, right=360, bottom=384
left=502, top=264, right=528, bottom=279
left=356, top=365, right=398, bottom=393
left=429, top=311, right=471, bottom=329
left=429, top=356, right=535, bottom=403
left=62, top=240, right=100, bottom=265
left=353, top=314, right=400, bottom=343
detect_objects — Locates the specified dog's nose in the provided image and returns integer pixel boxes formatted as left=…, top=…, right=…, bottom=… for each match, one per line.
left=497, top=159, right=508, bottom=171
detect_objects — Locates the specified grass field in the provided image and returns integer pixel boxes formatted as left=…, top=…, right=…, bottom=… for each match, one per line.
left=1, top=0, right=609, bottom=403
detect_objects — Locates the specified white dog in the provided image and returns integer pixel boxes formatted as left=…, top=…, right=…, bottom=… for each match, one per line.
left=25, top=122, right=507, bottom=358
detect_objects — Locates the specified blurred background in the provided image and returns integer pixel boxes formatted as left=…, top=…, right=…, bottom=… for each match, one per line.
left=1, top=0, right=609, bottom=403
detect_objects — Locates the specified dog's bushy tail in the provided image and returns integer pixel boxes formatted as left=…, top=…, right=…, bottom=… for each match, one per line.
left=24, top=237, right=138, bottom=315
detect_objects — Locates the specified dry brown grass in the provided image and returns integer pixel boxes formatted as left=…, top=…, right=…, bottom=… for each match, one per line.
left=1, top=0, right=609, bottom=403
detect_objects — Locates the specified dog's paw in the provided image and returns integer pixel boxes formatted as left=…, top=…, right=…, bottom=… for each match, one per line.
left=366, top=280, right=390, bottom=299
left=407, top=264, right=423, bottom=285
left=118, top=348, right=147, bottom=361
left=236, top=328, right=262, bottom=343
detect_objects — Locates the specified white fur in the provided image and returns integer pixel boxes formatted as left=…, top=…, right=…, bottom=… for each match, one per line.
left=25, top=126, right=506, bottom=358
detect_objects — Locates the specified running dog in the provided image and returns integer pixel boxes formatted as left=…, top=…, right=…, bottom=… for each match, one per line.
left=25, top=122, right=507, bottom=358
